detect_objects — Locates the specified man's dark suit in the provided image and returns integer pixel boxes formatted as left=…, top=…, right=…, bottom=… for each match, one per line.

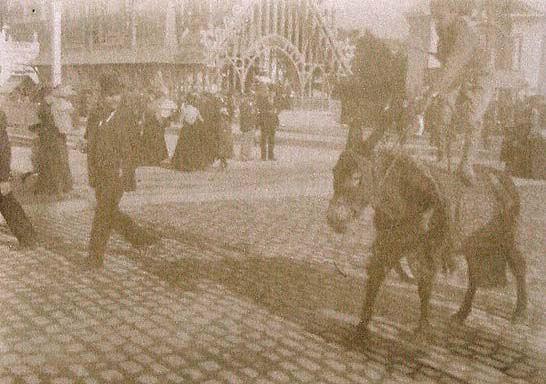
left=256, top=93, right=278, bottom=161
left=86, top=102, right=156, bottom=263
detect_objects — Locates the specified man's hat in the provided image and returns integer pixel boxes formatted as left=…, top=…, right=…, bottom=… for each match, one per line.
left=99, top=73, right=123, bottom=96
left=51, top=84, right=77, bottom=98
left=430, top=0, right=474, bottom=16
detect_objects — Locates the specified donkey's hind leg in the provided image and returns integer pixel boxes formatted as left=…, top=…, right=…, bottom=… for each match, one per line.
left=506, top=246, right=527, bottom=322
left=394, top=259, right=415, bottom=284
left=451, top=261, right=477, bottom=324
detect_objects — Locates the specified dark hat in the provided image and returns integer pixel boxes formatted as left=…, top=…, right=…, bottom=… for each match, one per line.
left=99, top=73, right=123, bottom=96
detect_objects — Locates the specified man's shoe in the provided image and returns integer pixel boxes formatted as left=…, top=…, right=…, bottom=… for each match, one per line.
left=19, top=239, right=38, bottom=250
left=457, top=164, right=476, bottom=186
left=81, top=256, right=104, bottom=270
left=134, top=233, right=161, bottom=249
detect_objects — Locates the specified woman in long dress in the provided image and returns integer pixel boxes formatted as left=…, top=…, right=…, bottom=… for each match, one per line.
left=30, top=88, right=66, bottom=196
left=139, top=98, right=170, bottom=166
left=171, top=95, right=203, bottom=171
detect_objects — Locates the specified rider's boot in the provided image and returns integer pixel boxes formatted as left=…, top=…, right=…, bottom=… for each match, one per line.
left=457, top=124, right=479, bottom=186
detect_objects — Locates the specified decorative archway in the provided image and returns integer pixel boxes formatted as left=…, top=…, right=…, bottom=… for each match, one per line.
left=204, top=0, right=352, bottom=96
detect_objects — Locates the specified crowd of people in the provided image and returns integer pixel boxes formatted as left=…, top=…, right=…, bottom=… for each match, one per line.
left=0, top=71, right=285, bottom=260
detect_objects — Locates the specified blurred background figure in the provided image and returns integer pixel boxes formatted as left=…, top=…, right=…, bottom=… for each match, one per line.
left=29, top=86, right=69, bottom=196
left=239, top=92, right=257, bottom=161
left=139, top=72, right=175, bottom=167
left=215, top=92, right=234, bottom=170
left=47, top=84, right=75, bottom=193
left=171, top=93, right=203, bottom=171
left=255, top=81, right=279, bottom=161
left=0, top=93, right=37, bottom=248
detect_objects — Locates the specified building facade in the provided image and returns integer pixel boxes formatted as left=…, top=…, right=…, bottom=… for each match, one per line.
left=0, top=0, right=239, bottom=94
left=0, top=0, right=348, bottom=97
left=405, top=0, right=546, bottom=101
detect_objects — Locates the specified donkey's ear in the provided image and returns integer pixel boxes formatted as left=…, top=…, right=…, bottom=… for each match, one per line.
left=356, top=126, right=386, bottom=157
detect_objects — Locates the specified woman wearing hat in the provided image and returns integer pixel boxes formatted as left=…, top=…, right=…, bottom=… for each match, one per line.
left=171, top=93, right=204, bottom=171
left=139, top=86, right=174, bottom=167
left=30, top=85, right=68, bottom=196
left=47, top=84, right=76, bottom=193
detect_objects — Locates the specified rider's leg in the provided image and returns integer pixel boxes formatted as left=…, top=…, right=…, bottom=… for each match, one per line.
left=457, top=76, right=494, bottom=185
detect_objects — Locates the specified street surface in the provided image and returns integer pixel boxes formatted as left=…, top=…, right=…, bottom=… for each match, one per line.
left=0, top=135, right=545, bottom=383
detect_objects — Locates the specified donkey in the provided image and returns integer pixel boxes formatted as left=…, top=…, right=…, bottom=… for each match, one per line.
left=326, top=131, right=527, bottom=340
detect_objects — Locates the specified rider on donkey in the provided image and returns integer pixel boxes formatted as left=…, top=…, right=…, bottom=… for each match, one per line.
left=426, top=0, right=495, bottom=185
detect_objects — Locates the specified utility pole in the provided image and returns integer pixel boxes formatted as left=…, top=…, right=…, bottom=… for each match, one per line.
left=52, top=0, right=62, bottom=87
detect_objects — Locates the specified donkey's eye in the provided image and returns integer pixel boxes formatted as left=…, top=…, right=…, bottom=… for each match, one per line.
left=350, top=172, right=361, bottom=187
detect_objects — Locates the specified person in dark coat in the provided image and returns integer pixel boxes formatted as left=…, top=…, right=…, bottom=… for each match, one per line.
left=215, top=95, right=234, bottom=169
left=171, top=93, right=204, bottom=171
left=119, top=90, right=146, bottom=190
left=256, top=84, right=279, bottom=161
left=239, top=93, right=257, bottom=161
left=30, top=89, right=66, bottom=196
left=139, top=99, right=170, bottom=166
left=0, top=104, right=37, bottom=248
left=84, top=74, right=159, bottom=268
left=200, top=93, right=222, bottom=169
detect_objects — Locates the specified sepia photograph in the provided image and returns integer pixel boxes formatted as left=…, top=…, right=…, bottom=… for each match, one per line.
left=0, top=0, right=545, bottom=382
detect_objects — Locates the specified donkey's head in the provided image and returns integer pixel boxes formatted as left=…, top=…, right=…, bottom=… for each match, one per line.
left=326, top=127, right=384, bottom=234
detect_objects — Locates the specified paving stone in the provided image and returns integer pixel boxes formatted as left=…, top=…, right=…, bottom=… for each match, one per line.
left=100, top=370, right=124, bottom=382
left=137, top=374, right=159, bottom=384
left=150, top=363, right=170, bottom=375
left=321, top=372, right=351, bottom=384
left=51, top=379, right=72, bottom=384
left=325, top=359, right=346, bottom=372
left=182, top=368, right=205, bottom=381
left=297, top=357, right=321, bottom=372
left=163, top=355, right=186, bottom=368
left=119, top=360, right=144, bottom=375
left=242, top=367, right=260, bottom=379
left=220, top=370, right=245, bottom=384
left=165, top=373, right=185, bottom=383
left=9, top=365, right=30, bottom=376
left=200, top=360, right=222, bottom=372
left=292, top=369, right=315, bottom=383
left=269, top=370, right=291, bottom=383
left=21, top=375, right=40, bottom=384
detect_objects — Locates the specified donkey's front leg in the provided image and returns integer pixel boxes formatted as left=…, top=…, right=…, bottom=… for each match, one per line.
left=355, top=244, right=394, bottom=341
left=414, top=254, right=436, bottom=337
left=506, top=247, right=527, bottom=322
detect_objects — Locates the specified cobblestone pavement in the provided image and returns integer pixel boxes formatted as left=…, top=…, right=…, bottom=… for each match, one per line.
left=1, top=145, right=545, bottom=383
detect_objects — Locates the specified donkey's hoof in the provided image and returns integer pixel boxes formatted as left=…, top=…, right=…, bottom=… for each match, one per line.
left=511, top=309, right=527, bottom=324
left=347, top=322, right=370, bottom=347
left=450, top=312, right=468, bottom=326
left=413, top=321, right=433, bottom=341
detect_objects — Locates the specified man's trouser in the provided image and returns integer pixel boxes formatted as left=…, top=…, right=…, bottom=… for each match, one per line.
left=0, top=192, right=36, bottom=246
left=240, top=130, right=255, bottom=161
left=440, top=72, right=495, bottom=173
left=260, top=126, right=276, bottom=160
left=88, top=178, right=151, bottom=260
left=58, top=135, right=73, bottom=193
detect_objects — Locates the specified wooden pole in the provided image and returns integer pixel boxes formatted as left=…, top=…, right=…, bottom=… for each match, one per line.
left=52, top=0, right=62, bottom=87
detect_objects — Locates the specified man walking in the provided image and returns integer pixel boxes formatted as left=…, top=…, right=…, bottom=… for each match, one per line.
left=256, top=83, right=278, bottom=161
left=84, top=74, right=159, bottom=268
left=239, top=93, right=256, bottom=161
